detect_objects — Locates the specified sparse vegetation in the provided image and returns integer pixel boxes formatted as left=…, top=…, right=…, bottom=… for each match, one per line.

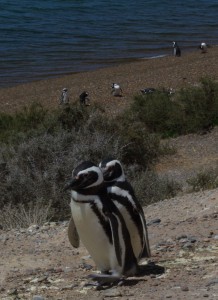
left=0, top=77, right=217, bottom=228
left=122, top=77, right=218, bottom=137
left=186, top=166, right=218, bottom=192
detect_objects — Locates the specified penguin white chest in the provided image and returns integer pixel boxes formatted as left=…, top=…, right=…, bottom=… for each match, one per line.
left=70, top=198, right=114, bottom=272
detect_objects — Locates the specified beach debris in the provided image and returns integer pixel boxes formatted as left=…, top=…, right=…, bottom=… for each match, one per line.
left=111, top=83, right=123, bottom=97
left=172, top=41, right=181, bottom=57
left=199, top=42, right=209, bottom=53
left=79, top=91, right=90, bottom=106
left=59, top=88, right=70, bottom=105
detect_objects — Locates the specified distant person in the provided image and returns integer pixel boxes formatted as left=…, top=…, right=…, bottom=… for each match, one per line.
left=172, top=41, right=181, bottom=57
left=79, top=91, right=90, bottom=106
left=59, top=88, right=70, bottom=105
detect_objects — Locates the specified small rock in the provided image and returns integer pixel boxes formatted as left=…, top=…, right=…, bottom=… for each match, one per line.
left=147, top=218, right=161, bottom=226
left=187, top=236, right=197, bottom=243
left=213, top=235, right=218, bottom=240
left=176, top=234, right=187, bottom=240
left=32, top=296, right=45, bottom=300
left=103, top=288, right=122, bottom=297
left=7, top=288, right=18, bottom=296
left=203, top=294, right=209, bottom=297
left=182, top=242, right=194, bottom=249
left=28, top=225, right=39, bottom=232
left=181, top=285, right=189, bottom=291
left=206, top=278, right=218, bottom=286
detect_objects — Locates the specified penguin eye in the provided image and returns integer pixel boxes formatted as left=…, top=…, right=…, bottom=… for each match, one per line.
left=81, top=173, right=89, bottom=179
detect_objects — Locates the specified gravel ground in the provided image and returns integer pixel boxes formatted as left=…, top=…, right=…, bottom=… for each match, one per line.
left=0, top=188, right=217, bottom=300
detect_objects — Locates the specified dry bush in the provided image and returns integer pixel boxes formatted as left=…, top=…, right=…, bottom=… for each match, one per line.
left=186, top=165, right=218, bottom=192
left=0, top=200, right=53, bottom=230
left=126, top=166, right=182, bottom=206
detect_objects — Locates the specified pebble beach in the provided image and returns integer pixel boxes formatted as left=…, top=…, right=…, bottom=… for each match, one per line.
left=1, top=47, right=218, bottom=116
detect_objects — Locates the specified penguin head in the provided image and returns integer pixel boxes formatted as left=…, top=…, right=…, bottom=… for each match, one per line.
left=172, top=41, right=177, bottom=48
left=64, top=161, right=104, bottom=191
left=112, top=83, right=120, bottom=89
left=99, top=158, right=125, bottom=182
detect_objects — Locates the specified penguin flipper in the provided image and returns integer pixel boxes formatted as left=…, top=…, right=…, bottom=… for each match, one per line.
left=68, top=217, right=80, bottom=248
left=138, top=212, right=151, bottom=258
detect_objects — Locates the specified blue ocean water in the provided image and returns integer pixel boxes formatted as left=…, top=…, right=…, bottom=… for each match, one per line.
left=1, top=0, right=218, bottom=87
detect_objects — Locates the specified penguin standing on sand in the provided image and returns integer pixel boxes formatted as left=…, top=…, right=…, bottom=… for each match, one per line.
left=79, top=91, right=90, bottom=106
left=111, top=83, right=123, bottom=97
left=64, top=161, right=137, bottom=285
left=199, top=42, right=208, bottom=53
left=172, top=41, right=181, bottom=57
left=99, top=158, right=151, bottom=262
left=59, top=88, right=70, bottom=105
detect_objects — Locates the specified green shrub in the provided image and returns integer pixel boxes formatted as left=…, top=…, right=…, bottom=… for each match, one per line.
left=122, top=77, right=218, bottom=137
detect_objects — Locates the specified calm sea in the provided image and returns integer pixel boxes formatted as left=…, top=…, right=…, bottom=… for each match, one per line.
left=1, top=0, right=218, bottom=87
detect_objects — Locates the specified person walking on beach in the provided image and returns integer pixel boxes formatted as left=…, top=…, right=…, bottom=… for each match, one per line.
left=59, top=88, right=70, bottom=105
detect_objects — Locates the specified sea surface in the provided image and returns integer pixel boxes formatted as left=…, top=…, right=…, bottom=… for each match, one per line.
left=1, top=0, right=218, bottom=87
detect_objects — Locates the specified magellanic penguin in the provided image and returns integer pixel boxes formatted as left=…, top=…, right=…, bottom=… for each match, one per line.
left=199, top=42, right=208, bottom=53
left=64, top=161, right=137, bottom=285
left=99, top=158, right=151, bottom=262
left=172, top=41, right=181, bottom=57
left=140, top=88, right=156, bottom=95
left=111, top=83, right=123, bottom=97
left=59, top=88, right=70, bottom=105
left=79, top=91, right=90, bottom=106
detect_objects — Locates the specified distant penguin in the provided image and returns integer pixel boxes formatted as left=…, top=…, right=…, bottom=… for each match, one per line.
left=199, top=42, right=208, bottom=53
left=64, top=161, right=137, bottom=285
left=172, top=41, right=181, bottom=57
left=111, top=83, right=123, bottom=97
left=140, top=88, right=156, bottom=95
left=79, top=91, right=90, bottom=106
left=60, top=88, right=70, bottom=105
left=99, top=158, right=151, bottom=261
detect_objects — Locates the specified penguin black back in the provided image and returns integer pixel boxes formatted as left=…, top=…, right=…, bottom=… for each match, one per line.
left=99, top=158, right=151, bottom=260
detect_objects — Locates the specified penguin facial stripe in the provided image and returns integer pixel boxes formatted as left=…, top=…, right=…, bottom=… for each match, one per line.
left=76, top=166, right=103, bottom=189
left=71, top=190, right=100, bottom=203
left=101, top=160, right=125, bottom=182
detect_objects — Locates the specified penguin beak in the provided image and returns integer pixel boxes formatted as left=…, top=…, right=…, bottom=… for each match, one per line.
left=63, top=178, right=78, bottom=191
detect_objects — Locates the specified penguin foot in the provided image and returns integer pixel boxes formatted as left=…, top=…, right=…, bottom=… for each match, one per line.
left=88, top=273, right=124, bottom=287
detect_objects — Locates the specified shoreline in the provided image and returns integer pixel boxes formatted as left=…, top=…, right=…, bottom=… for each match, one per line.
left=0, top=47, right=198, bottom=89
left=1, top=47, right=218, bottom=116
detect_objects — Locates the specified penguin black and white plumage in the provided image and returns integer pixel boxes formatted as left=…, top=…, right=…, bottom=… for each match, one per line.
left=140, top=88, right=156, bottom=95
left=79, top=91, right=90, bottom=106
left=199, top=42, right=208, bottom=53
left=60, top=88, right=70, bottom=105
left=99, top=158, right=151, bottom=262
left=172, top=41, right=181, bottom=57
left=111, top=83, right=123, bottom=97
left=64, top=161, right=137, bottom=285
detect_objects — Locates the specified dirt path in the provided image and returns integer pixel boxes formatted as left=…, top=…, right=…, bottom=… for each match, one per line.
left=0, top=186, right=217, bottom=300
